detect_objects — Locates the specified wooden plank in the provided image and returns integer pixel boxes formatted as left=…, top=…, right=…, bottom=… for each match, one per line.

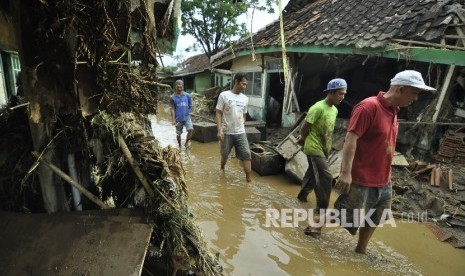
left=433, top=65, right=456, bottom=122
left=0, top=211, right=152, bottom=276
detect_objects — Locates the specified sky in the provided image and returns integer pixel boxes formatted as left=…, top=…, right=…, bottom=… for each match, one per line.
left=161, top=0, right=290, bottom=67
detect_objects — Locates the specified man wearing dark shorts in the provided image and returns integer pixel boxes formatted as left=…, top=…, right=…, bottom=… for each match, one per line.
left=334, top=70, right=436, bottom=253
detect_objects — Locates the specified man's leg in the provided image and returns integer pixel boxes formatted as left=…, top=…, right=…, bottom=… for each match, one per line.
left=355, top=183, right=392, bottom=254
left=243, top=160, right=252, bottom=182
left=356, top=226, right=376, bottom=254
left=304, top=156, right=333, bottom=237
left=297, top=155, right=317, bottom=203
left=184, top=118, right=194, bottom=148
left=313, top=156, right=333, bottom=212
left=220, top=134, right=233, bottom=170
left=185, top=130, right=193, bottom=147
left=175, top=122, right=183, bottom=148
left=233, top=133, right=252, bottom=182
left=176, top=135, right=182, bottom=148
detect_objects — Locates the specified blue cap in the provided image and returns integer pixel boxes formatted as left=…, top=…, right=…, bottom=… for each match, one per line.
left=324, top=78, right=347, bottom=92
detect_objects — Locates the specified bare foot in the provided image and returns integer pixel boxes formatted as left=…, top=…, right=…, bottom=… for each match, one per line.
left=246, top=172, right=252, bottom=182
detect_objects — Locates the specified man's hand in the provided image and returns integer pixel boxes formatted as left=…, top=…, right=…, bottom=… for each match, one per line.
left=296, top=135, right=305, bottom=146
left=335, top=172, right=352, bottom=194
left=217, top=129, right=224, bottom=142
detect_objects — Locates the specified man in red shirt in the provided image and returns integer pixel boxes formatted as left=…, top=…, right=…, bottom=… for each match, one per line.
left=334, top=70, right=436, bottom=253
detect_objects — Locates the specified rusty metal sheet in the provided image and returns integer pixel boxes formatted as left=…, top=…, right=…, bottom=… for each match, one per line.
left=0, top=210, right=152, bottom=276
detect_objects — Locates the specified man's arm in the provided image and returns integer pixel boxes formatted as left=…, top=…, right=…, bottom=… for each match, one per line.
left=216, top=109, right=224, bottom=142
left=335, top=131, right=359, bottom=194
left=297, top=121, right=311, bottom=146
left=169, top=101, right=176, bottom=125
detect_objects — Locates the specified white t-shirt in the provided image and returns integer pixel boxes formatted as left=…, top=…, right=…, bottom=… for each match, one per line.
left=216, top=90, right=248, bottom=134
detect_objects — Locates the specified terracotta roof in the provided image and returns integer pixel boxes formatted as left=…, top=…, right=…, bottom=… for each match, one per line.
left=174, top=54, right=210, bottom=76
left=212, top=0, right=465, bottom=63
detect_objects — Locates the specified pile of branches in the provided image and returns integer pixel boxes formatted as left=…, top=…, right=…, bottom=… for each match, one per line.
left=71, top=0, right=159, bottom=115
left=28, top=0, right=161, bottom=118
left=92, top=112, right=221, bottom=275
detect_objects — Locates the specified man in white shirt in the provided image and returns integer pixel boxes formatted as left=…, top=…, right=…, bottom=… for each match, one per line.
left=216, top=73, right=253, bottom=182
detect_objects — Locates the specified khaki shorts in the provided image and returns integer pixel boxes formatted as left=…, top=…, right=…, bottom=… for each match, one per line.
left=334, top=182, right=392, bottom=235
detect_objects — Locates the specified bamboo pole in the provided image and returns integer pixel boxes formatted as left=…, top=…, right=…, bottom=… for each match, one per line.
left=279, top=0, right=288, bottom=83
left=138, top=79, right=172, bottom=89
left=391, top=39, right=465, bottom=51
left=32, top=151, right=110, bottom=209
left=117, top=135, right=156, bottom=197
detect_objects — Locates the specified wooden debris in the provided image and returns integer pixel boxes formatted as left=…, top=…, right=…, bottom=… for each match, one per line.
left=430, top=168, right=436, bottom=186
left=411, top=164, right=436, bottom=176
left=448, top=169, right=453, bottom=191
left=435, top=167, right=442, bottom=187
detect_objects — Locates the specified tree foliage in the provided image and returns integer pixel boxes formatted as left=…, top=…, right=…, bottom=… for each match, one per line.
left=181, top=0, right=274, bottom=59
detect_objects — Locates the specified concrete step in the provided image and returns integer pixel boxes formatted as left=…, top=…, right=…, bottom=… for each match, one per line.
left=245, top=120, right=266, bottom=140
left=192, top=121, right=217, bottom=143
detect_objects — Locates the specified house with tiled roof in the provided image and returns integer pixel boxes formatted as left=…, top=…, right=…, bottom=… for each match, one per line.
left=211, top=0, right=465, bottom=146
left=161, top=53, right=232, bottom=94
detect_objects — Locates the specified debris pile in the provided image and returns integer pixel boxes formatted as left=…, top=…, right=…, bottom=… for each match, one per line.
left=92, top=112, right=221, bottom=274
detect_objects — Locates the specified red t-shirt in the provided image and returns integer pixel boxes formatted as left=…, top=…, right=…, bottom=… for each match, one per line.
left=348, top=92, right=399, bottom=187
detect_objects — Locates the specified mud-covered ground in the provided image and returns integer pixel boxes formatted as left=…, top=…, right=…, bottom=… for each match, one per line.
left=391, top=165, right=465, bottom=248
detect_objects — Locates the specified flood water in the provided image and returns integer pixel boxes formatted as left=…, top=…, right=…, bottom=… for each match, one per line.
left=150, top=105, right=465, bottom=276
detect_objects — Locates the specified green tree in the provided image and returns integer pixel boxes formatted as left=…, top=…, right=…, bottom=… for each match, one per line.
left=181, top=0, right=274, bottom=59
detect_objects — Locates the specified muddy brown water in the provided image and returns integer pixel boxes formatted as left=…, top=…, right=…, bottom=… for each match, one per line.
left=150, top=105, right=465, bottom=276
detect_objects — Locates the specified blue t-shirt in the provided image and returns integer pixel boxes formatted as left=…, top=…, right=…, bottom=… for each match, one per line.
left=171, top=92, right=192, bottom=122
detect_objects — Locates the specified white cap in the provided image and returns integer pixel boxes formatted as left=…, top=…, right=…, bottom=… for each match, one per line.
left=390, top=70, right=436, bottom=92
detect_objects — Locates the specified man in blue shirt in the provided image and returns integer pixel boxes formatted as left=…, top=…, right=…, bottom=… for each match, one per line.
left=170, top=80, right=193, bottom=149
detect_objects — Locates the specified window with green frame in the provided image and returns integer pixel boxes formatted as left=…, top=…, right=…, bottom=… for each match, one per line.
left=243, top=72, right=262, bottom=97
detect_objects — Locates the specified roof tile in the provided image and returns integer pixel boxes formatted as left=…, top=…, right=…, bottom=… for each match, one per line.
left=219, top=0, right=463, bottom=62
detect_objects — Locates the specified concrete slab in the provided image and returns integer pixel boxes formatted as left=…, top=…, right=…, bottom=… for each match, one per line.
left=285, top=151, right=308, bottom=184
left=192, top=121, right=217, bottom=143
left=246, top=127, right=262, bottom=143
left=245, top=120, right=266, bottom=140
left=0, top=210, right=152, bottom=275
